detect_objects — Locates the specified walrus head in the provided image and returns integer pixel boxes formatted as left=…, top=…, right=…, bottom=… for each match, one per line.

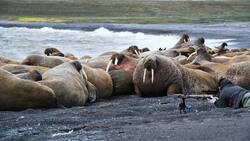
left=182, top=34, right=190, bottom=43
left=71, top=61, right=82, bottom=72
left=106, top=53, right=125, bottom=72
left=191, top=48, right=211, bottom=64
left=141, top=47, right=150, bottom=52
left=127, top=45, right=140, bottom=55
left=221, top=42, right=228, bottom=49
left=44, top=48, right=64, bottom=57
left=159, top=48, right=166, bottom=51
left=196, top=37, right=205, bottom=45
left=142, top=55, right=158, bottom=84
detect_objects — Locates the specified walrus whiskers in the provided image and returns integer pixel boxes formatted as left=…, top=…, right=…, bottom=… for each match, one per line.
left=143, top=68, right=147, bottom=83
left=106, top=60, right=112, bottom=72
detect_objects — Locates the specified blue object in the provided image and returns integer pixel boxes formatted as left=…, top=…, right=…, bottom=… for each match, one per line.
left=185, top=104, right=192, bottom=110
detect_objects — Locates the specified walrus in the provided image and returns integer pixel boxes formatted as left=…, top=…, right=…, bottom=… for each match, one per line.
left=172, top=34, right=190, bottom=49
left=81, top=64, right=113, bottom=99
left=106, top=53, right=138, bottom=74
left=0, top=56, right=20, bottom=67
left=109, top=69, right=135, bottom=95
left=44, top=48, right=64, bottom=57
left=181, top=37, right=205, bottom=50
left=213, top=42, right=228, bottom=55
left=39, top=61, right=96, bottom=107
left=22, top=54, right=70, bottom=68
left=121, top=45, right=141, bottom=56
left=0, top=68, right=57, bottom=111
left=140, top=47, right=150, bottom=53
left=133, top=54, right=218, bottom=97
left=15, top=70, right=42, bottom=81
left=225, top=61, right=250, bottom=89
left=1, top=64, right=49, bottom=74
left=65, top=53, right=78, bottom=60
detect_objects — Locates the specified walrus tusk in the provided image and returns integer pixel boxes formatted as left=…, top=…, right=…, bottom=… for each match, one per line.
left=106, top=60, right=112, bottom=72
left=134, top=50, right=139, bottom=56
left=114, top=57, right=118, bottom=65
left=187, top=51, right=197, bottom=61
left=81, top=69, right=88, bottom=80
left=143, top=68, right=147, bottom=83
left=151, top=68, right=154, bottom=83
left=184, top=39, right=187, bottom=43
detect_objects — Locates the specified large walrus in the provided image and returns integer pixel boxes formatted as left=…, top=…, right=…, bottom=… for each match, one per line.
left=133, top=54, right=218, bottom=97
left=1, top=64, right=49, bottom=74
left=81, top=64, right=113, bottom=99
left=0, top=68, right=57, bottom=111
left=39, top=61, right=96, bottom=107
left=22, top=54, right=70, bottom=68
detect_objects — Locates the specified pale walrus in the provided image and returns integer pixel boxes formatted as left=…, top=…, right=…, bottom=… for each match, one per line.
left=1, top=64, right=49, bottom=74
left=39, top=61, right=96, bottom=107
left=22, top=54, right=70, bottom=68
left=0, top=56, right=20, bottom=67
left=0, top=68, right=57, bottom=111
left=133, top=54, right=218, bottom=97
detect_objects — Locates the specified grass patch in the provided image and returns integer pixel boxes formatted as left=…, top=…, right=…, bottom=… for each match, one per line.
left=0, top=0, right=250, bottom=23
left=16, top=17, right=66, bottom=23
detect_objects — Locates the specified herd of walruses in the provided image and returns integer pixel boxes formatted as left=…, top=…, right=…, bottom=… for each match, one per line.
left=1, top=34, right=250, bottom=111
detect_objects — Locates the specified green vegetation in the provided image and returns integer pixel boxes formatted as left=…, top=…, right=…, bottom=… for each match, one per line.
left=0, top=0, right=250, bottom=23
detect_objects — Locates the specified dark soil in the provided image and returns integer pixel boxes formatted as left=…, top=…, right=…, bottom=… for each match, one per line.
left=1, top=95, right=250, bottom=141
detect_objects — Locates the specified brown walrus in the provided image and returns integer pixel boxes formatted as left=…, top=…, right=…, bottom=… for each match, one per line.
left=22, top=54, right=70, bottom=68
left=172, top=34, right=190, bottom=49
left=1, top=64, right=49, bottom=74
left=81, top=64, right=113, bottom=99
left=225, top=61, right=250, bottom=89
left=15, top=70, right=42, bottom=81
left=133, top=54, right=218, bottom=97
left=39, top=61, right=96, bottom=107
left=0, top=68, right=57, bottom=111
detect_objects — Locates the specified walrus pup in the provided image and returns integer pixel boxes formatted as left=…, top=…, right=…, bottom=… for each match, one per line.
left=22, top=54, right=70, bottom=68
left=39, top=61, right=95, bottom=107
left=1, top=64, right=49, bottom=74
left=0, top=68, right=57, bottom=111
left=172, top=34, right=190, bottom=49
left=133, top=54, right=218, bottom=97
left=16, top=70, right=42, bottom=81
left=81, top=64, right=113, bottom=99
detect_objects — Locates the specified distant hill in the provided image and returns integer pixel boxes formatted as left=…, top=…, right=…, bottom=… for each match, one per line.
left=0, top=0, right=250, bottom=23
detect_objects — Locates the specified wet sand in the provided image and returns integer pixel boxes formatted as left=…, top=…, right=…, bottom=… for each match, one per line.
left=0, top=95, right=250, bottom=141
